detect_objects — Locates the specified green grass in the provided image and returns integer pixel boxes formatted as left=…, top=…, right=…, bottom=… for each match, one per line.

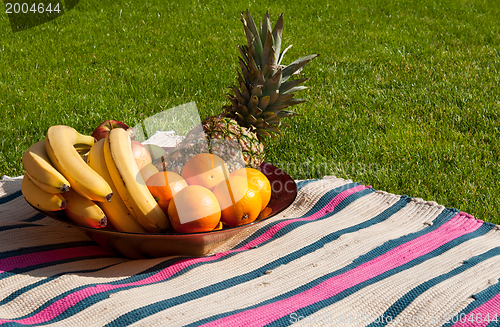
left=1, top=0, right=499, bottom=223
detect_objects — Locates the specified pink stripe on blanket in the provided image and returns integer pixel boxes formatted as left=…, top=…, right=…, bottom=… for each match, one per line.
left=241, top=184, right=370, bottom=249
left=0, top=246, right=112, bottom=273
left=201, top=212, right=482, bottom=327
left=451, top=292, right=500, bottom=327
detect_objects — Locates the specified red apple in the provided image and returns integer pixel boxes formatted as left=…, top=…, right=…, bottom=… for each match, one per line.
left=131, top=140, right=152, bottom=170
left=92, top=120, right=129, bottom=141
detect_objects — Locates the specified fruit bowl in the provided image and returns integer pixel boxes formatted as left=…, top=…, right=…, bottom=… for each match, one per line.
left=35, top=163, right=297, bottom=259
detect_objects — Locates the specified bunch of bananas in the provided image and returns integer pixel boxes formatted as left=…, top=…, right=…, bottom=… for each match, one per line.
left=21, top=125, right=169, bottom=233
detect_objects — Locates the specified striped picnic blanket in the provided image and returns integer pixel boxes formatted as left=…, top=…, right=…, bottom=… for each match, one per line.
left=1, top=175, right=500, bottom=326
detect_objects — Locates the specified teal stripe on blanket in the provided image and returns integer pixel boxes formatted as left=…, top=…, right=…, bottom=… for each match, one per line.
left=296, top=179, right=319, bottom=190
left=235, top=182, right=362, bottom=248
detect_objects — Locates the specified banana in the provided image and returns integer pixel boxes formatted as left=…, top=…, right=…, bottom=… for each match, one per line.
left=21, top=174, right=66, bottom=211
left=74, top=143, right=93, bottom=154
left=75, top=142, right=93, bottom=161
left=45, top=125, right=113, bottom=202
left=63, top=189, right=107, bottom=228
left=104, top=128, right=170, bottom=233
left=22, top=140, right=70, bottom=194
left=87, top=139, right=148, bottom=233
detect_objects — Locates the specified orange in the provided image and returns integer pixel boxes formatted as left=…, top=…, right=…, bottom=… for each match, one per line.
left=167, top=185, right=221, bottom=233
left=230, top=168, right=272, bottom=210
left=212, top=176, right=262, bottom=227
left=146, top=171, right=188, bottom=213
left=139, top=162, right=160, bottom=183
left=181, top=153, right=230, bottom=191
left=213, top=221, right=223, bottom=230
left=257, top=207, right=273, bottom=221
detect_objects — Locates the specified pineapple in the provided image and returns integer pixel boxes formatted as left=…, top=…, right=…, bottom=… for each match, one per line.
left=160, top=10, right=318, bottom=174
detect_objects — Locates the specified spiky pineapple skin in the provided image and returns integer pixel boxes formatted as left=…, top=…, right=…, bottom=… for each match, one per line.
left=206, top=115, right=265, bottom=169
left=157, top=116, right=264, bottom=174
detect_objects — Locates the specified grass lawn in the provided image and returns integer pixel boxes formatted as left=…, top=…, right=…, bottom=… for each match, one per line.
left=1, top=0, right=499, bottom=223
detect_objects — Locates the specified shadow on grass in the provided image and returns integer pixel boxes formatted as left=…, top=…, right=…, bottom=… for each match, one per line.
left=5, top=0, right=78, bottom=33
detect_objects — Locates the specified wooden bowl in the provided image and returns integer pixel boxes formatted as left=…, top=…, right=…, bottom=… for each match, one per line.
left=37, top=163, right=297, bottom=259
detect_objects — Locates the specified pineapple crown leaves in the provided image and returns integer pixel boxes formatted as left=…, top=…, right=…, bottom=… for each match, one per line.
left=223, top=9, right=319, bottom=141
